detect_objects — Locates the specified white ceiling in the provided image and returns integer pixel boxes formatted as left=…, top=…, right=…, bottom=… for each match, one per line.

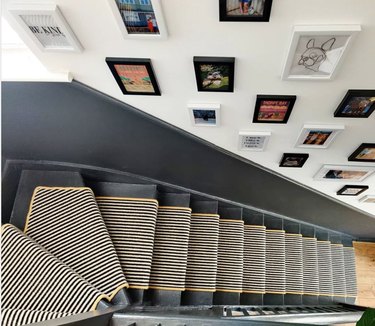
left=2, top=0, right=375, bottom=217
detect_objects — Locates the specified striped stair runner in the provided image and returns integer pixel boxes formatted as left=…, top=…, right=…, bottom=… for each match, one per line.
left=96, top=197, right=159, bottom=290
left=317, top=241, right=333, bottom=297
left=242, top=225, right=266, bottom=294
left=1, top=308, right=70, bottom=326
left=1, top=224, right=103, bottom=315
left=215, top=220, right=244, bottom=293
left=184, top=213, right=220, bottom=292
left=302, top=237, right=319, bottom=296
left=265, top=230, right=286, bottom=294
left=285, top=233, right=303, bottom=295
left=24, top=187, right=128, bottom=300
left=331, top=244, right=346, bottom=298
left=343, top=247, right=358, bottom=299
left=149, top=206, right=192, bottom=290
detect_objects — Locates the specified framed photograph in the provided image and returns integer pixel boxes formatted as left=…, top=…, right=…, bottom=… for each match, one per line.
left=193, top=57, right=235, bottom=93
left=219, top=0, right=273, bottom=22
left=106, top=57, right=161, bottom=95
left=314, top=165, right=374, bottom=182
left=107, top=0, right=168, bottom=40
left=295, top=124, right=345, bottom=149
left=7, top=3, right=83, bottom=52
left=238, top=131, right=271, bottom=151
left=334, top=90, right=375, bottom=118
left=253, top=95, right=296, bottom=124
left=279, top=153, right=309, bottom=168
left=282, top=25, right=361, bottom=80
left=359, top=195, right=375, bottom=204
left=348, top=143, right=375, bottom=162
left=337, top=185, right=369, bottom=196
left=188, top=104, right=220, bottom=127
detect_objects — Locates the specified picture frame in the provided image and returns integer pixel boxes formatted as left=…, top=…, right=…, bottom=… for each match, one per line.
left=106, top=57, right=161, bottom=96
left=348, top=143, right=375, bottom=162
left=188, top=104, right=221, bottom=127
left=279, top=153, right=309, bottom=168
left=281, top=25, right=361, bottom=80
left=336, top=185, right=369, bottom=196
left=314, top=165, right=374, bottom=182
left=334, top=90, right=375, bottom=118
left=193, top=56, right=235, bottom=93
left=7, top=3, right=83, bottom=52
left=295, top=124, right=345, bottom=149
left=253, top=95, right=296, bottom=124
left=359, top=195, right=375, bottom=204
left=219, top=0, right=273, bottom=22
left=238, top=131, right=271, bottom=151
left=107, top=0, right=168, bottom=40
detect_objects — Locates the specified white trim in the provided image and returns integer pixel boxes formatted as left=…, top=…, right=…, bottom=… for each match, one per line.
left=107, top=0, right=168, bottom=40
left=314, top=165, right=374, bottom=182
left=281, top=25, right=361, bottom=81
left=295, top=124, right=345, bottom=149
left=188, top=103, right=220, bottom=127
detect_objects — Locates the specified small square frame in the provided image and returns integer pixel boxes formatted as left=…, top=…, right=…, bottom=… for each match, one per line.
left=279, top=153, right=309, bottom=168
left=106, top=57, right=161, bottom=96
left=334, top=90, right=375, bottom=118
left=238, top=131, right=271, bottom=152
left=337, top=185, right=369, bottom=196
left=253, top=95, right=296, bottom=124
left=7, top=3, right=83, bottom=53
left=359, top=195, right=375, bottom=204
left=188, top=103, right=221, bottom=127
left=106, top=0, right=168, bottom=40
left=193, top=56, right=235, bottom=93
left=314, top=165, right=374, bottom=182
left=219, top=0, right=273, bottom=22
left=348, top=143, right=375, bottom=162
left=295, top=124, right=345, bottom=149
left=281, top=25, right=361, bottom=81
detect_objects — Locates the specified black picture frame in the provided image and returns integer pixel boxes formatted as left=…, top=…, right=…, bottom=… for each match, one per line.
left=337, top=185, right=369, bottom=196
left=334, top=90, right=375, bottom=118
left=279, top=153, right=309, bottom=168
left=219, top=0, right=273, bottom=22
left=348, top=143, right=375, bottom=162
left=106, top=57, right=161, bottom=96
left=253, top=95, right=297, bottom=124
left=193, top=56, right=235, bottom=93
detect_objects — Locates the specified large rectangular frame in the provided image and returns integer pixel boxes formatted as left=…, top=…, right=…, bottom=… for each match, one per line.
left=281, top=25, right=361, bottom=81
left=334, top=90, right=375, bottom=118
left=253, top=95, right=297, bottom=124
left=314, top=164, right=374, bottom=182
left=295, top=124, right=345, bottom=149
left=188, top=103, right=221, bottom=127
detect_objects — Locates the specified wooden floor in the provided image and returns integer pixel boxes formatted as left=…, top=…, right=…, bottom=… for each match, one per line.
left=354, top=241, right=375, bottom=307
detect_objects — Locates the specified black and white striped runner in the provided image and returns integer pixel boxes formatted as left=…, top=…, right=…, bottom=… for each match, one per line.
left=331, top=244, right=346, bottom=297
left=317, top=241, right=333, bottom=297
left=343, top=247, right=357, bottom=298
left=302, top=237, right=319, bottom=296
left=285, top=233, right=303, bottom=295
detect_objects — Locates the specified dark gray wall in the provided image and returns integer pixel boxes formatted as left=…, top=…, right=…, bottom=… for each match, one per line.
left=2, top=81, right=375, bottom=238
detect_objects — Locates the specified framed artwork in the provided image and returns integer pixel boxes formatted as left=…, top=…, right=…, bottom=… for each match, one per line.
left=7, top=3, right=83, bottom=52
left=106, top=58, right=161, bottom=95
left=219, top=0, right=273, bottom=22
left=107, top=0, right=168, bottom=39
left=238, top=131, right=271, bottom=151
left=253, top=95, right=296, bottom=124
left=282, top=25, right=361, bottom=80
left=279, top=153, right=309, bottom=168
left=348, top=143, right=375, bottom=162
left=188, top=104, right=220, bottom=127
left=314, top=165, right=374, bottom=182
left=337, top=185, right=369, bottom=196
left=359, top=195, right=375, bottom=204
left=334, top=90, right=375, bottom=118
left=295, top=124, right=344, bottom=149
left=193, top=57, right=235, bottom=92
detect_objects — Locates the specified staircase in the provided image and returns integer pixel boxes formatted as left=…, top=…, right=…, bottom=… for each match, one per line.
left=1, top=169, right=364, bottom=326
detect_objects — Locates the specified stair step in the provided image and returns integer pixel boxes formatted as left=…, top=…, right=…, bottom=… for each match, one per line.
left=88, top=181, right=157, bottom=199
left=10, top=170, right=84, bottom=230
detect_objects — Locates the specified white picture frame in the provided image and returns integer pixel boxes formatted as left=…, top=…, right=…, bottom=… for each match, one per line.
left=107, top=0, right=168, bottom=40
left=188, top=103, right=220, bottom=127
left=314, top=165, right=374, bottom=182
left=7, top=3, right=83, bottom=53
left=359, top=195, right=375, bottom=204
left=282, top=25, right=361, bottom=80
left=295, top=124, right=345, bottom=149
left=238, top=131, right=271, bottom=152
